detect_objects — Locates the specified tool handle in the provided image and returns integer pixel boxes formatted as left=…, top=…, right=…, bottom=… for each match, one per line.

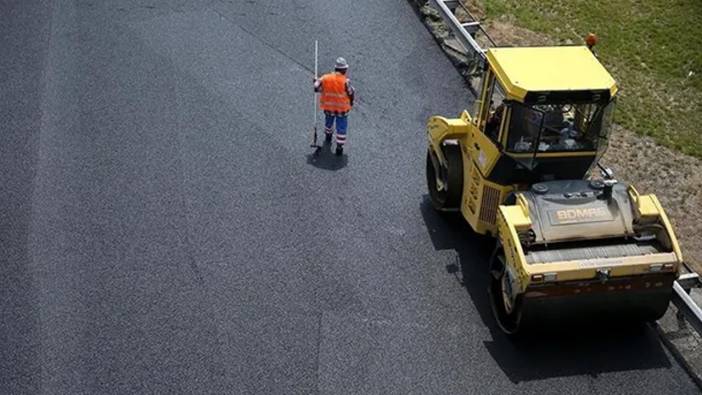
left=313, top=40, right=318, bottom=125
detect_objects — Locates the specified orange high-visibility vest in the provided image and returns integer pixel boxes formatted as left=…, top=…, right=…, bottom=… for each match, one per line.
left=319, top=73, right=352, bottom=113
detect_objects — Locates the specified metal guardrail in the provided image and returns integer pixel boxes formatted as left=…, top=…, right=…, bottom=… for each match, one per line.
left=427, top=0, right=702, bottom=337
left=430, top=0, right=489, bottom=57
left=430, top=0, right=495, bottom=76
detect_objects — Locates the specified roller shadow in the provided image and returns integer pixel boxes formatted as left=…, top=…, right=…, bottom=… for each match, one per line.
left=306, top=138, right=348, bottom=171
left=419, top=196, right=673, bottom=383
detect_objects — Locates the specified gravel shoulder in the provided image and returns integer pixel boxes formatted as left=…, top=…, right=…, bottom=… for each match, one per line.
left=603, top=126, right=702, bottom=272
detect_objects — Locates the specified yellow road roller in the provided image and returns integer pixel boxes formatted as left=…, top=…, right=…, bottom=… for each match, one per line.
left=425, top=46, right=684, bottom=334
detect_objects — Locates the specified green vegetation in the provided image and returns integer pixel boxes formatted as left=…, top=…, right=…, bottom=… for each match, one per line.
left=483, top=0, right=702, bottom=157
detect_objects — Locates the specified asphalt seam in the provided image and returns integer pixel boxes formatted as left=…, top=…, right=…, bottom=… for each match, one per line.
left=31, top=2, right=57, bottom=392
left=168, top=20, right=229, bottom=388
left=314, top=311, right=323, bottom=394
left=210, top=6, right=314, bottom=75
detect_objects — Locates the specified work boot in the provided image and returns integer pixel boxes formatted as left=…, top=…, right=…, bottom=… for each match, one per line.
left=335, top=144, right=344, bottom=156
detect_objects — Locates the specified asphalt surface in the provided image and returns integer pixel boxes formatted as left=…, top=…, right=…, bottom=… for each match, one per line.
left=1, top=0, right=699, bottom=393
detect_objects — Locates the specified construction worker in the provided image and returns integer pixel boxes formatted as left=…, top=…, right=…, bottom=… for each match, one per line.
left=314, top=57, right=355, bottom=155
left=486, top=100, right=505, bottom=141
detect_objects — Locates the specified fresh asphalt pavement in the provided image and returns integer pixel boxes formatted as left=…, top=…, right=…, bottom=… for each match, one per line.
left=1, top=0, right=699, bottom=393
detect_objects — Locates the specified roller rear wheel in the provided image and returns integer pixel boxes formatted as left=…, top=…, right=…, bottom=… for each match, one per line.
left=426, top=144, right=463, bottom=210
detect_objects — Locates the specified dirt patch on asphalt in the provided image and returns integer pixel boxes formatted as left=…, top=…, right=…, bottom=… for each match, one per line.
left=419, top=0, right=702, bottom=271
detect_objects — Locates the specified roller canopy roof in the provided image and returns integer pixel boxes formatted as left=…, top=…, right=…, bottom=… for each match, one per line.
left=486, top=46, right=618, bottom=103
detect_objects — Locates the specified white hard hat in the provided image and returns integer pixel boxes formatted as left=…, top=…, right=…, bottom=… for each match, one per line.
left=335, top=57, right=349, bottom=70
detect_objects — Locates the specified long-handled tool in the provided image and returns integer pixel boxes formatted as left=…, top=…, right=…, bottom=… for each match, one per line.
left=310, top=40, right=321, bottom=149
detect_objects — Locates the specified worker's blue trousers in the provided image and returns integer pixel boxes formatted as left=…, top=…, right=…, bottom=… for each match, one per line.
left=324, top=113, right=348, bottom=145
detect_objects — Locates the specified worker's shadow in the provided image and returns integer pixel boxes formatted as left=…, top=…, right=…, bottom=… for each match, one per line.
left=419, top=196, right=673, bottom=383
left=305, top=139, right=348, bottom=171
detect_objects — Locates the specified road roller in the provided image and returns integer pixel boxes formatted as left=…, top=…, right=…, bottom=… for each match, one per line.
left=425, top=46, right=684, bottom=334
